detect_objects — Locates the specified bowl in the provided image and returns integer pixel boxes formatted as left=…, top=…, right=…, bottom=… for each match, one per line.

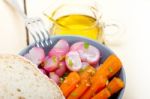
left=19, top=36, right=126, bottom=99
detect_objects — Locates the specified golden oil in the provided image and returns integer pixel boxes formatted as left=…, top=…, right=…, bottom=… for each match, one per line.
left=50, top=14, right=103, bottom=40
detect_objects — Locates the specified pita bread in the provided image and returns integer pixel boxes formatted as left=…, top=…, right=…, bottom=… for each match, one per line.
left=0, top=54, right=64, bottom=99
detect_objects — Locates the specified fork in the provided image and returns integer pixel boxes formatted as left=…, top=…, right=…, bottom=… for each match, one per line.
left=7, top=0, right=52, bottom=47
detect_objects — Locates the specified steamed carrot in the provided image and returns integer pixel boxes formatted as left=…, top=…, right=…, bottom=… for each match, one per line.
left=102, top=54, right=122, bottom=78
left=107, top=77, right=124, bottom=95
left=81, top=75, right=107, bottom=99
left=91, top=54, right=122, bottom=83
left=92, top=77, right=124, bottom=99
left=91, top=88, right=111, bottom=99
left=79, top=66, right=96, bottom=80
left=60, top=72, right=80, bottom=97
left=67, top=66, right=95, bottom=99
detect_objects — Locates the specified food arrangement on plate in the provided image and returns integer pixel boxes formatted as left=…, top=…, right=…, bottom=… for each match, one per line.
left=23, top=37, right=125, bottom=99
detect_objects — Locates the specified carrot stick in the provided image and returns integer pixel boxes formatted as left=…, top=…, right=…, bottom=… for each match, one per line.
left=92, top=54, right=122, bottom=83
left=60, top=72, right=80, bottom=97
left=79, top=66, right=96, bottom=80
left=107, top=77, right=124, bottom=95
left=67, top=66, right=95, bottom=99
left=91, top=88, right=111, bottom=99
left=102, top=54, right=122, bottom=78
left=81, top=75, right=107, bottom=99
left=92, top=77, right=124, bottom=99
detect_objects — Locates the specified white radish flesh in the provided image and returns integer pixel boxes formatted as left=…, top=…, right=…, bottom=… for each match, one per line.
left=83, top=45, right=100, bottom=65
left=70, top=42, right=100, bottom=65
left=81, top=62, right=90, bottom=69
left=65, top=51, right=82, bottom=71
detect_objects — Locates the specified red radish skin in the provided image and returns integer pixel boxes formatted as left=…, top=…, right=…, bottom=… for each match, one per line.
left=70, top=42, right=83, bottom=51
left=24, top=47, right=45, bottom=65
left=49, top=72, right=60, bottom=84
left=55, top=61, right=67, bottom=77
left=65, top=51, right=82, bottom=71
left=39, top=68, right=47, bottom=75
left=70, top=42, right=100, bottom=65
left=49, top=39, right=69, bottom=60
left=43, top=56, right=59, bottom=72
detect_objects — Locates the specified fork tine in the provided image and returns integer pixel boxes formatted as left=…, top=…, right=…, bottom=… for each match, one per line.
left=25, top=19, right=41, bottom=47
left=25, top=17, right=52, bottom=47
left=36, top=18, right=50, bottom=46
left=30, top=18, right=45, bottom=47
left=37, top=18, right=52, bottom=46
left=26, top=18, right=45, bottom=47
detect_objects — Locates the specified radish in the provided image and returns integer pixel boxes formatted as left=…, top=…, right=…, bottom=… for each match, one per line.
left=49, top=72, right=60, bottom=84
left=39, top=68, right=47, bottom=75
left=83, top=45, right=100, bottom=65
left=49, top=39, right=69, bottom=60
left=65, top=51, right=82, bottom=71
left=24, top=47, right=45, bottom=65
left=24, top=53, right=32, bottom=60
left=81, top=62, right=90, bottom=69
left=43, top=56, right=59, bottom=72
left=55, top=61, right=67, bottom=77
left=70, top=42, right=100, bottom=65
left=70, top=42, right=83, bottom=51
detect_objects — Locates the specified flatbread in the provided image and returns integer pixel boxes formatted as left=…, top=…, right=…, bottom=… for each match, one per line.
left=0, top=54, right=64, bottom=99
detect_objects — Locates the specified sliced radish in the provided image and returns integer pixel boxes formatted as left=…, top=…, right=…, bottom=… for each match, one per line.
left=55, top=61, right=67, bottom=77
left=24, top=47, right=45, bottom=65
left=83, top=45, right=100, bottom=65
left=70, top=42, right=88, bottom=61
left=81, top=62, right=90, bottom=69
left=49, top=39, right=69, bottom=60
left=43, top=56, right=59, bottom=72
left=70, top=42, right=100, bottom=65
left=39, top=68, right=47, bottom=75
left=49, top=72, right=60, bottom=84
left=65, top=51, right=82, bottom=71
left=24, top=53, right=32, bottom=60
left=70, top=42, right=83, bottom=51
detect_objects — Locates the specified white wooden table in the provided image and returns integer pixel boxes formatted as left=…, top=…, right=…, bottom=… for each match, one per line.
left=1, top=0, right=150, bottom=99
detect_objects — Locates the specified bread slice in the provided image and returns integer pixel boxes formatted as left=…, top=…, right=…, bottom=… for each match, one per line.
left=0, top=54, right=65, bottom=99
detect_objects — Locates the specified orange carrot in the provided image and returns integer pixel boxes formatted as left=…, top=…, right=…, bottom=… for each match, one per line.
left=60, top=72, right=80, bottom=97
left=81, top=75, right=107, bottom=99
left=92, top=77, right=124, bottom=99
left=91, top=88, right=111, bottom=99
left=107, top=77, right=124, bottom=95
left=67, top=66, right=95, bottom=99
left=102, top=54, right=122, bottom=78
left=79, top=66, right=96, bottom=80
left=92, top=54, right=122, bottom=83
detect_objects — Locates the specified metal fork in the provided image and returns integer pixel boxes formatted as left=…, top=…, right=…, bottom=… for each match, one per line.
left=25, top=17, right=52, bottom=47
left=7, top=0, right=52, bottom=47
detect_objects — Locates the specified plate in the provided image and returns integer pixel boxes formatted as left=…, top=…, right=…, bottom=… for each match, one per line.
left=19, top=35, right=126, bottom=99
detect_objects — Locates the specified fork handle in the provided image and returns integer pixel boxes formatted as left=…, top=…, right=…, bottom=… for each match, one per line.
left=6, top=0, right=27, bottom=19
